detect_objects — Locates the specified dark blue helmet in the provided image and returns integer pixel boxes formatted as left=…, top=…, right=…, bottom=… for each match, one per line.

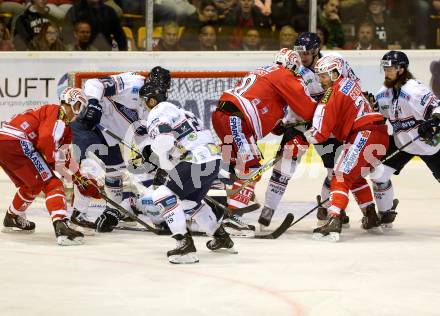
left=294, top=32, right=321, bottom=52
left=139, top=81, right=168, bottom=103
left=381, top=50, right=409, bottom=69
left=149, top=66, right=171, bottom=89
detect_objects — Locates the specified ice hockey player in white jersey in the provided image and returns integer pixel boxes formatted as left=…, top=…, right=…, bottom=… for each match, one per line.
left=138, top=80, right=237, bottom=264
left=372, top=50, right=440, bottom=228
left=259, top=32, right=358, bottom=228
left=69, top=67, right=171, bottom=233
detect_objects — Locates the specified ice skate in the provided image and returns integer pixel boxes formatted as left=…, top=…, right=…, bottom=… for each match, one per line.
left=223, top=213, right=255, bottom=237
left=258, top=206, right=274, bottom=227
left=2, top=210, right=35, bottom=233
left=361, top=204, right=383, bottom=234
left=167, top=232, right=199, bottom=264
left=379, top=199, right=399, bottom=230
left=316, top=206, right=328, bottom=226
left=206, top=225, right=238, bottom=254
left=340, top=210, right=350, bottom=228
left=312, top=215, right=342, bottom=242
left=70, top=209, right=96, bottom=235
left=53, top=218, right=84, bottom=246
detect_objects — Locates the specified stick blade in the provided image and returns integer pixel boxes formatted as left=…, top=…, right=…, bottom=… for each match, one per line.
left=254, top=213, right=294, bottom=239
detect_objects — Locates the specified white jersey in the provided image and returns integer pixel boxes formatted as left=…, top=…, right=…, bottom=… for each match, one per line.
left=146, top=101, right=220, bottom=169
left=376, top=79, right=440, bottom=155
left=84, top=72, right=148, bottom=146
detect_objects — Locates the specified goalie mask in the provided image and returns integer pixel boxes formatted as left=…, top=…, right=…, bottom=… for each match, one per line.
left=139, top=81, right=168, bottom=109
left=273, top=48, right=301, bottom=71
left=59, top=87, right=87, bottom=115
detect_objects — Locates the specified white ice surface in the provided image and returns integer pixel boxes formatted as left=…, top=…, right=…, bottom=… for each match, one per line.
left=0, top=161, right=439, bottom=316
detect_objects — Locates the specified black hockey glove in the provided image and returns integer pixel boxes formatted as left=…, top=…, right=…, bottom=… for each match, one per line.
left=418, top=117, right=440, bottom=145
left=153, top=168, right=168, bottom=186
left=95, top=208, right=121, bottom=232
left=363, top=91, right=378, bottom=111
left=82, top=99, right=102, bottom=130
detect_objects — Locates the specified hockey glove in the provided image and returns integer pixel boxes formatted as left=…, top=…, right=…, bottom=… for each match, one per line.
left=95, top=208, right=121, bottom=232
left=133, top=121, right=148, bottom=136
left=72, top=171, right=102, bottom=199
left=82, top=99, right=102, bottom=130
left=418, top=117, right=440, bottom=146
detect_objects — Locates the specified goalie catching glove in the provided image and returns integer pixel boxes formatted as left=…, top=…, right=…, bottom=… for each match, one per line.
left=72, top=171, right=102, bottom=199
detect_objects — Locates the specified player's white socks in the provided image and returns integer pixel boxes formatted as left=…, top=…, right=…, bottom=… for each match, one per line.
left=162, top=204, right=187, bottom=236
left=373, top=180, right=395, bottom=213
left=192, top=202, right=219, bottom=236
left=320, top=170, right=333, bottom=209
left=73, top=185, right=92, bottom=211
left=264, top=159, right=297, bottom=210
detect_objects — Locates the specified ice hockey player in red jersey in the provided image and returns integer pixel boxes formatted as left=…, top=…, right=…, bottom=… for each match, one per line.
left=304, top=55, right=389, bottom=241
left=212, top=48, right=316, bottom=234
left=0, top=87, right=101, bottom=246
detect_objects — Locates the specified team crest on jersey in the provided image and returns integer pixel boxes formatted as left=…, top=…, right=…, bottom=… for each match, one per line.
left=320, top=88, right=333, bottom=104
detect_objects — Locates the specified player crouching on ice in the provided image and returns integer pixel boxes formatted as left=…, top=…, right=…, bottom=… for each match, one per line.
left=304, top=55, right=389, bottom=241
left=0, top=88, right=101, bottom=245
left=95, top=80, right=237, bottom=264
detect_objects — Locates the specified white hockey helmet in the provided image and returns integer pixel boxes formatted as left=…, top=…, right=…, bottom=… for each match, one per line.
left=314, top=55, right=344, bottom=81
left=273, top=48, right=301, bottom=71
left=59, top=87, right=87, bottom=115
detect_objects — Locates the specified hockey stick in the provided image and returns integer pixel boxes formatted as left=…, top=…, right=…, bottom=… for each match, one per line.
left=72, top=174, right=162, bottom=235
left=97, top=124, right=259, bottom=216
left=254, top=197, right=330, bottom=239
left=227, top=121, right=309, bottom=197
left=382, top=135, right=421, bottom=163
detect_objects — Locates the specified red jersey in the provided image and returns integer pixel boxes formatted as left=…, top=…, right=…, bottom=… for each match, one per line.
left=0, top=104, right=72, bottom=164
left=219, top=65, right=316, bottom=140
left=311, top=77, right=384, bottom=143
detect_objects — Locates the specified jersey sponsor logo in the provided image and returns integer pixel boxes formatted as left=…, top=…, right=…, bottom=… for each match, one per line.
left=339, top=131, right=370, bottom=174
left=340, top=80, right=354, bottom=95
left=320, top=88, right=333, bottom=104
left=19, top=140, right=52, bottom=181
left=260, top=106, right=268, bottom=114
left=389, top=117, right=423, bottom=133
left=132, top=87, right=139, bottom=95
left=28, top=132, right=37, bottom=139
left=229, top=116, right=252, bottom=161
left=251, top=98, right=261, bottom=106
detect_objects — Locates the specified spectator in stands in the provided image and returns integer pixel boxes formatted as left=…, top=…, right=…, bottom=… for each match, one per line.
left=63, top=0, right=127, bottom=51
left=155, top=0, right=196, bottom=22
left=428, top=0, right=440, bottom=48
left=28, top=20, right=64, bottom=50
left=193, top=23, right=219, bottom=50
left=153, top=21, right=184, bottom=51
left=0, top=20, right=14, bottom=50
left=343, top=20, right=383, bottom=49
left=316, top=25, right=329, bottom=49
left=120, top=0, right=176, bottom=29
left=254, top=0, right=271, bottom=16
left=318, top=0, right=345, bottom=48
left=46, top=0, right=73, bottom=20
left=65, top=20, right=98, bottom=50
left=180, top=0, right=218, bottom=50
left=12, top=0, right=58, bottom=50
left=212, top=0, right=237, bottom=18
left=284, top=0, right=309, bottom=33
left=365, top=0, right=410, bottom=49
left=278, top=25, right=298, bottom=49
left=220, top=0, right=271, bottom=50
left=239, top=27, right=262, bottom=50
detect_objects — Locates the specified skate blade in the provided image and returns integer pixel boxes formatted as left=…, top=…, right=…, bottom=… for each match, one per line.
left=168, top=253, right=199, bottom=264
left=1, top=226, right=35, bottom=234
left=381, top=223, right=393, bottom=230
left=224, top=228, right=255, bottom=238
left=365, top=226, right=384, bottom=234
left=312, top=232, right=340, bottom=242
left=211, top=247, right=238, bottom=254
left=57, top=236, right=84, bottom=246
left=70, top=223, right=95, bottom=236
